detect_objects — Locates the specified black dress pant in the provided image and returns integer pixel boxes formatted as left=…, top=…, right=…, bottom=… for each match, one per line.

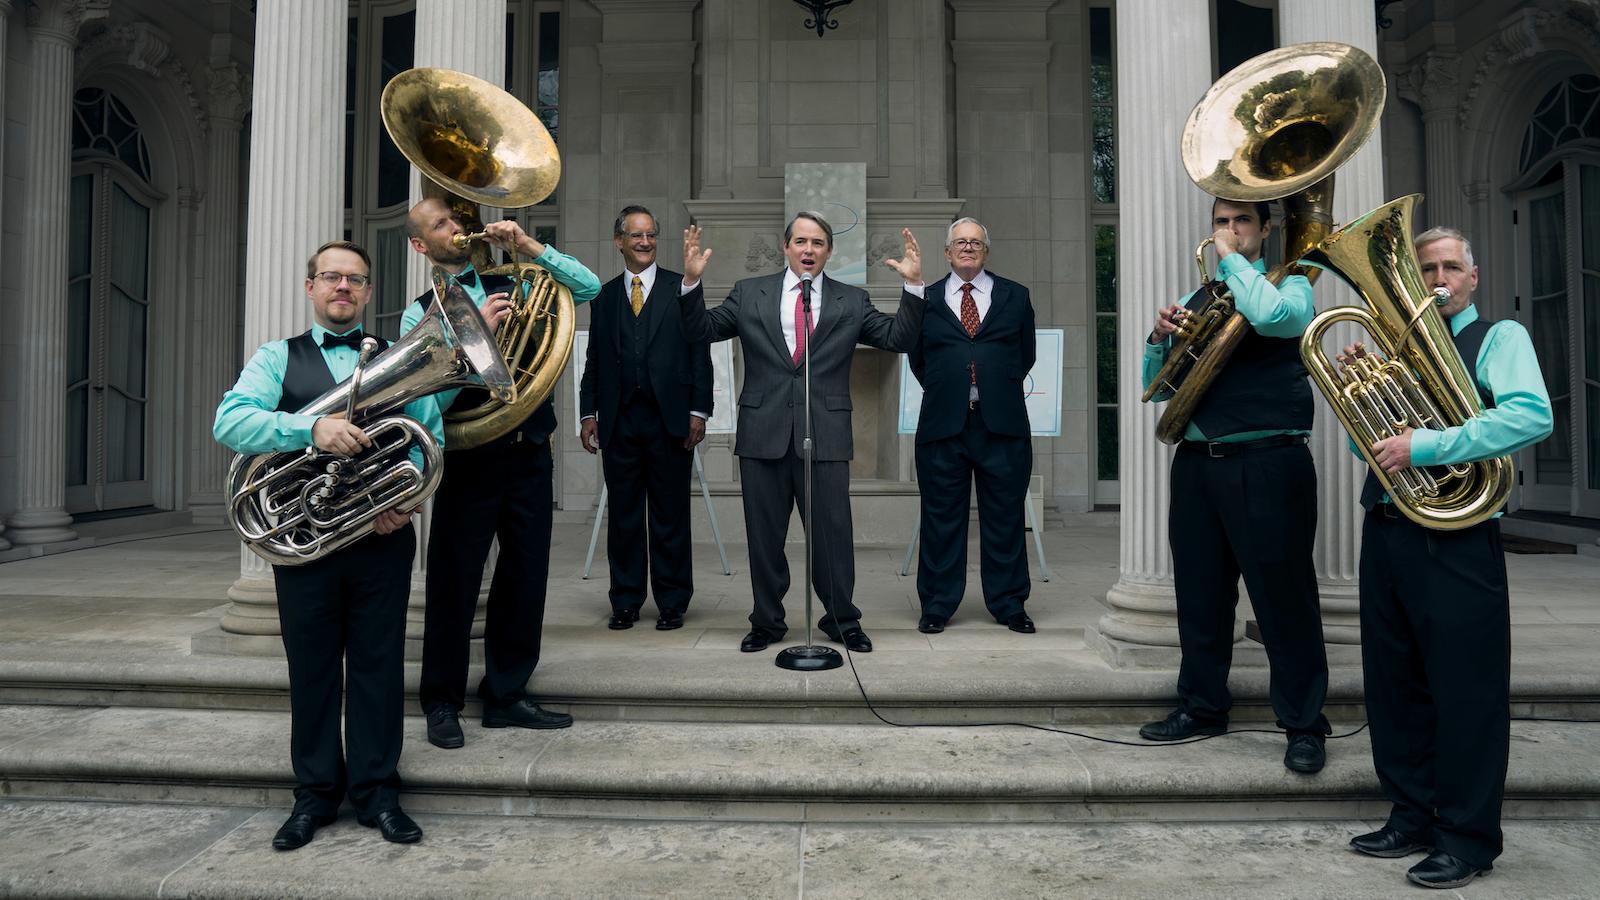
left=601, top=394, right=694, bottom=616
left=1169, top=441, right=1330, bottom=735
left=1360, top=507, right=1510, bottom=868
left=739, top=451, right=861, bottom=638
left=915, top=407, right=1032, bottom=622
left=420, top=438, right=553, bottom=712
left=271, top=525, right=413, bottom=819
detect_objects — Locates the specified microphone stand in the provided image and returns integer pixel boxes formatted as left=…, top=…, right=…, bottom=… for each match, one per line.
left=777, top=272, right=843, bottom=672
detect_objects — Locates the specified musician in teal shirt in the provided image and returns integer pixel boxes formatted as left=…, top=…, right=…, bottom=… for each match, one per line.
left=213, top=240, right=428, bottom=851
left=1344, top=227, right=1552, bottom=890
left=1135, top=198, right=1332, bottom=780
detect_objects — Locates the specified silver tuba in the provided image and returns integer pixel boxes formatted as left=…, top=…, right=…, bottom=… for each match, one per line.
left=226, top=270, right=515, bottom=565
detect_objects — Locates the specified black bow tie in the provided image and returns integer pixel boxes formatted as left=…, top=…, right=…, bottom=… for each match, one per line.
left=456, top=268, right=479, bottom=289
left=321, top=330, right=366, bottom=351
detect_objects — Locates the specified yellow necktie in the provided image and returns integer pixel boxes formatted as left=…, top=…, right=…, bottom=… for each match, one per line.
left=630, top=276, right=644, bottom=317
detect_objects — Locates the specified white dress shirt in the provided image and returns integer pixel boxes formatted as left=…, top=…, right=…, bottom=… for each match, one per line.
left=780, top=268, right=826, bottom=359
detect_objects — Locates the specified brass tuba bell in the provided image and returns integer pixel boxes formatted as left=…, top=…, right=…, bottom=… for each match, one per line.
left=381, top=67, right=575, bottom=450
left=1142, top=42, right=1387, bottom=444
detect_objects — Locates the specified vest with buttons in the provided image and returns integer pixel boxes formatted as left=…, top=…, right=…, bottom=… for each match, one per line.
left=1185, top=280, right=1314, bottom=438
left=620, top=279, right=653, bottom=403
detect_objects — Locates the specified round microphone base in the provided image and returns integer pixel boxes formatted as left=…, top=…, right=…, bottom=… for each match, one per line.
left=775, top=644, right=843, bottom=671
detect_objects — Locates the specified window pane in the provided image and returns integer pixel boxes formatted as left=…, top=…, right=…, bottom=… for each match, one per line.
left=1092, top=106, right=1115, bottom=204
left=69, top=175, right=93, bottom=387
left=1530, top=191, right=1566, bottom=299
left=1532, top=293, right=1570, bottom=400
left=345, top=17, right=358, bottom=210
left=1097, top=406, right=1118, bottom=481
left=372, top=224, right=411, bottom=342
left=1538, top=396, right=1572, bottom=485
left=1589, top=385, right=1600, bottom=491
left=66, top=386, right=88, bottom=487
left=1094, top=225, right=1117, bottom=312
left=1096, top=315, right=1117, bottom=405
left=377, top=10, right=417, bottom=208
left=110, top=185, right=149, bottom=302
left=1583, top=165, right=1599, bottom=272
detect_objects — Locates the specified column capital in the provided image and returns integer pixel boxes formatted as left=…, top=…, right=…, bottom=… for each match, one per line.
left=26, top=0, right=107, bottom=44
left=1397, top=50, right=1460, bottom=116
left=207, top=61, right=251, bottom=125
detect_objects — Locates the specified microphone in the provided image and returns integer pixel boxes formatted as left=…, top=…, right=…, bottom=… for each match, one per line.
left=800, top=271, right=814, bottom=311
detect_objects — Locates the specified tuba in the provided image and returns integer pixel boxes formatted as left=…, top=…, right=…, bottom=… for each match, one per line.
left=1142, top=42, right=1386, bottom=444
left=226, top=274, right=515, bottom=565
left=1298, top=195, right=1514, bottom=531
left=381, top=66, right=575, bottom=449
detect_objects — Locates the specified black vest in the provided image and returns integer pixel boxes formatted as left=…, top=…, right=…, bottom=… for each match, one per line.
left=411, top=283, right=557, bottom=448
left=620, top=279, right=653, bottom=403
left=275, top=330, right=390, bottom=413
left=1186, top=283, right=1314, bottom=438
left=1359, top=317, right=1496, bottom=510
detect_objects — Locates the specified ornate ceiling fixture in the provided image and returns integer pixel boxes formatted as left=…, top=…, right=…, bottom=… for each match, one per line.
left=792, top=0, right=856, bottom=38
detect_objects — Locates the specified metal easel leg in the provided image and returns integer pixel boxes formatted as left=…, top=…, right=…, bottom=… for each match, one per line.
left=1026, top=490, right=1051, bottom=582
left=900, top=521, right=920, bottom=577
left=582, top=481, right=607, bottom=579
left=694, top=447, right=731, bottom=576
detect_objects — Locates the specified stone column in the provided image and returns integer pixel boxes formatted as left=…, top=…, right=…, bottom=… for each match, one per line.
left=910, top=0, right=950, bottom=199
left=1085, top=0, right=1212, bottom=667
left=0, top=0, right=13, bottom=551
left=7, top=0, right=106, bottom=546
left=221, top=0, right=348, bottom=636
left=696, top=0, right=735, bottom=200
left=1281, top=0, right=1387, bottom=645
left=189, top=62, right=249, bottom=525
left=1398, top=50, right=1463, bottom=232
left=398, top=0, right=509, bottom=641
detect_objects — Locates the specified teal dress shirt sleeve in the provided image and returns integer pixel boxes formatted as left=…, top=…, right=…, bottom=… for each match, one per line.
left=1410, top=319, right=1554, bottom=466
left=1142, top=337, right=1172, bottom=400
left=213, top=341, right=320, bottom=454
left=535, top=245, right=602, bottom=305
left=1217, top=254, right=1314, bottom=338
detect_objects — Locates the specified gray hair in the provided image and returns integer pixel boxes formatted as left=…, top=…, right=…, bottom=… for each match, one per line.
left=946, top=217, right=990, bottom=247
left=1414, top=226, right=1475, bottom=269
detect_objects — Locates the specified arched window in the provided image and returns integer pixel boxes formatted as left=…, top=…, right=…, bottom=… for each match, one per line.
left=1512, top=73, right=1600, bottom=517
left=1518, top=73, right=1600, bottom=174
left=68, top=87, right=159, bottom=515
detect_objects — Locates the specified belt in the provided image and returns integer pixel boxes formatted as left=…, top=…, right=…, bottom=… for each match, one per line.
left=968, top=399, right=981, bottom=410
left=1370, top=501, right=1404, bottom=520
left=1179, top=433, right=1308, bottom=458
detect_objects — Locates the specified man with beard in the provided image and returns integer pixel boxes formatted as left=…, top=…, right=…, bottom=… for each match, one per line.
left=401, top=198, right=600, bottom=750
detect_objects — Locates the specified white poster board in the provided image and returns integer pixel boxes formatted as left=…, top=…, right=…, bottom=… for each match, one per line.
left=897, top=328, right=1064, bottom=437
left=572, top=330, right=737, bottom=437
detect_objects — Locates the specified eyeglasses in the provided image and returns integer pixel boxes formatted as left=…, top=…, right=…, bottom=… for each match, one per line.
left=949, top=239, right=987, bottom=251
left=314, top=271, right=371, bottom=288
left=622, top=231, right=659, bottom=241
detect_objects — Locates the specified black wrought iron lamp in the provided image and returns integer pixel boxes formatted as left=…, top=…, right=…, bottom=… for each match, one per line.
left=793, top=0, right=856, bottom=38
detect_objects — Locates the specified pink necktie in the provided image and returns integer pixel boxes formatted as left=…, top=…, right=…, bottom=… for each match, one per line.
left=792, top=281, right=814, bottom=366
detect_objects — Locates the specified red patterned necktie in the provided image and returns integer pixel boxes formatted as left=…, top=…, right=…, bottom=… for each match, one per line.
left=792, top=280, right=814, bottom=366
left=959, top=282, right=980, bottom=337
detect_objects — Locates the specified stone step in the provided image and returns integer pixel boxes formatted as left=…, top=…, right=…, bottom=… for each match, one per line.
left=3, top=799, right=1597, bottom=899
left=1, top=704, right=1596, bottom=824
left=6, top=637, right=1600, bottom=725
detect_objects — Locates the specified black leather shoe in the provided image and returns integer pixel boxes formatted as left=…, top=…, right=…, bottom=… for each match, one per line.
left=1138, top=709, right=1226, bottom=741
left=1006, top=612, right=1036, bottom=634
left=822, top=626, right=873, bottom=653
left=482, top=698, right=574, bottom=730
left=1284, top=732, right=1327, bottom=774
left=425, top=705, right=464, bottom=750
left=359, top=808, right=423, bottom=844
left=608, top=608, right=641, bottom=630
left=1406, top=851, right=1490, bottom=889
left=1349, top=826, right=1429, bottom=859
left=740, top=629, right=774, bottom=652
left=272, top=812, right=334, bottom=851
left=917, top=614, right=946, bottom=634
left=656, top=612, right=684, bottom=631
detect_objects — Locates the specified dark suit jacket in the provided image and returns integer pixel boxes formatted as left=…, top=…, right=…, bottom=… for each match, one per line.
left=578, top=267, right=714, bottom=448
left=909, top=271, right=1036, bottom=444
left=680, top=271, right=925, bottom=461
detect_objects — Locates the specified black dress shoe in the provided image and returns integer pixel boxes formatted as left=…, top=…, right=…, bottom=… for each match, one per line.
left=656, top=612, right=684, bottom=631
left=359, top=808, right=423, bottom=844
left=608, top=608, right=641, bottom=630
left=1349, top=826, right=1429, bottom=859
left=822, top=626, right=873, bottom=653
left=425, top=705, right=464, bottom=750
left=1284, top=732, right=1326, bottom=774
left=917, top=614, right=946, bottom=634
left=1006, top=612, right=1036, bottom=634
left=1138, top=709, right=1226, bottom=741
left=482, top=698, right=574, bottom=730
left=1406, top=851, right=1490, bottom=889
left=272, top=812, right=335, bottom=851
left=740, top=629, right=774, bottom=652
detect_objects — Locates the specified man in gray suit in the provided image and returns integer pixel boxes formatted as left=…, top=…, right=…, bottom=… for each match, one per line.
left=678, top=213, right=927, bottom=653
